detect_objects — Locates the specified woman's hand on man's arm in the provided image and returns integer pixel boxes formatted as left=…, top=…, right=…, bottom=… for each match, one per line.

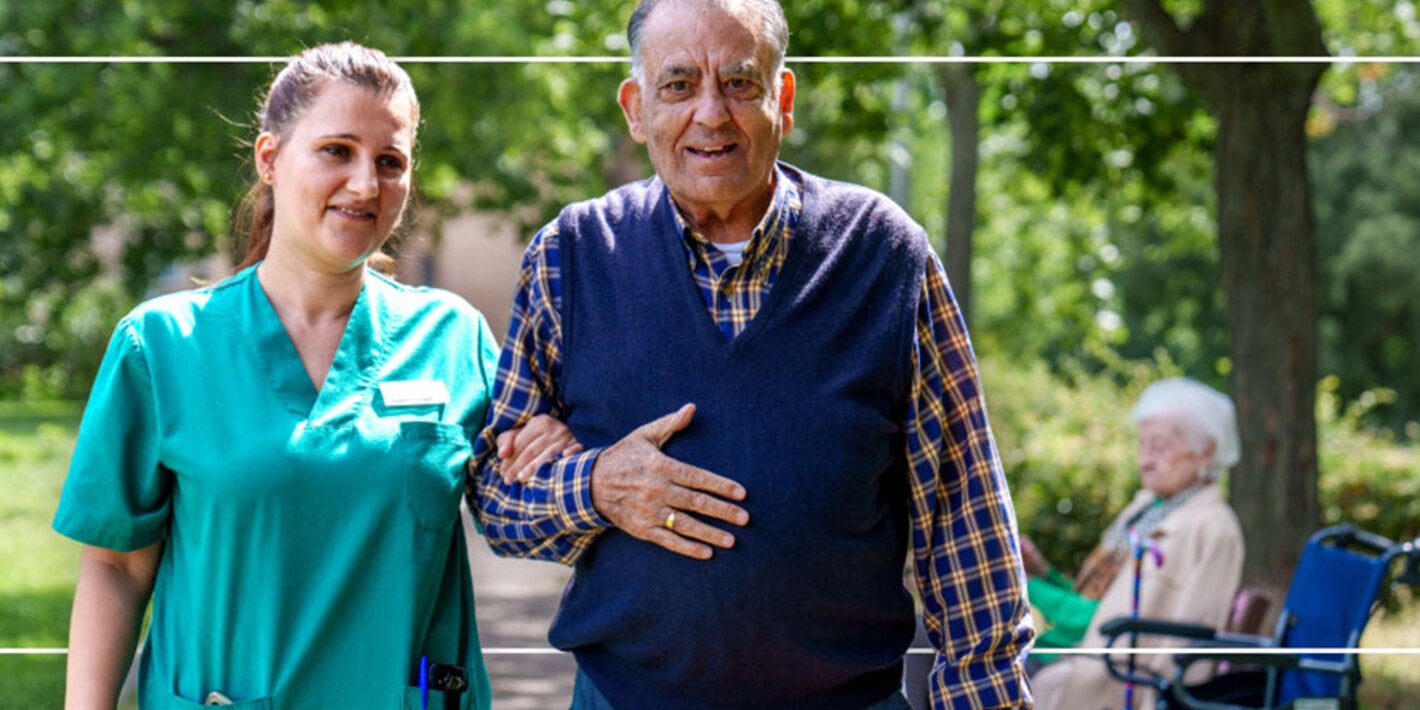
left=496, top=414, right=585, bottom=484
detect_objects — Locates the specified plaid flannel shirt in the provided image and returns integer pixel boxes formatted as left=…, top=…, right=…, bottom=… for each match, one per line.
left=469, top=168, right=1034, bottom=708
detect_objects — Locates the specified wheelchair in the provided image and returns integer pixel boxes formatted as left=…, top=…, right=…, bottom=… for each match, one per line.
left=1098, top=524, right=1420, bottom=710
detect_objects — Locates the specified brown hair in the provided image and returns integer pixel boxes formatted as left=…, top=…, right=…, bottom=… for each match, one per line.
left=232, top=42, right=419, bottom=273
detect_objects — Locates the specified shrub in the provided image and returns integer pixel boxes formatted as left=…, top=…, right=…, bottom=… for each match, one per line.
left=1317, top=376, right=1420, bottom=547
left=985, top=360, right=1420, bottom=579
left=982, top=356, right=1153, bottom=574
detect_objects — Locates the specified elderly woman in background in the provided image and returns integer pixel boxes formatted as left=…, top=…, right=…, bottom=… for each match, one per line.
left=1025, top=377, right=1246, bottom=710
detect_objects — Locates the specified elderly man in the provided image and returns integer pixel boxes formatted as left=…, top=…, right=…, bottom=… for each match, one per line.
left=471, top=1, right=1034, bottom=708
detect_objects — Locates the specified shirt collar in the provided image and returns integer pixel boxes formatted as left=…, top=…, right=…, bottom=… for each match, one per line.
left=669, top=164, right=803, bottom=261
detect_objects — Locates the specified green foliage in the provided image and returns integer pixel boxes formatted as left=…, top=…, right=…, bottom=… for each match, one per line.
left=1317, top=377, right=1420, bottom=544
left=1, top=2, right=275, bottom=397
left=0, top=1, right=641, bottom=397
left=1315, top=0, right=1420, bottom=58
left=993, top=360, right=1420, bottom=579
left=5, top=0, right=1420, bottom=428
left=1311, top=68, right=1420, bottom=431
left=984, top=356, right=1147, bottom=574
left=974, top=30, right=1228, bottom=380
left=0, top=280, right=136, bottom=400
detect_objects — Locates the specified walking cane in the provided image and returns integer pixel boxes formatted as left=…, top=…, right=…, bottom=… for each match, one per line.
left=1125, top=529, right=1164, bottom=710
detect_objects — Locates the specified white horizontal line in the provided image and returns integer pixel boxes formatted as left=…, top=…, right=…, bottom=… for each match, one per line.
left=2, top=55, right=1419, bottom=65
left=1043, top=647, right=1420, bottom=656
left=4, top=647, right=1420, bottom=656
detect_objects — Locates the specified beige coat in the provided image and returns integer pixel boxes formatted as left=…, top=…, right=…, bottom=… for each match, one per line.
left=1031, top=484, right=1244, bottom=710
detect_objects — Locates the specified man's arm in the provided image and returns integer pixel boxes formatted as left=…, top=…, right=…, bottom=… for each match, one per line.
left=467, top=225, right=611, bottom=563
left=907, top=253, right=1035, bottom=709
left=468, top=225, right=747, bottom=563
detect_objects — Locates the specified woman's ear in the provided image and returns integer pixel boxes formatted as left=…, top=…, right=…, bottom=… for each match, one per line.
left=254, top=132, right=278, bottom=184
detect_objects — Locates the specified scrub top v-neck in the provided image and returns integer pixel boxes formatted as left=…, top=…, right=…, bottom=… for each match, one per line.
left=54, top=265, right=500, bottom=709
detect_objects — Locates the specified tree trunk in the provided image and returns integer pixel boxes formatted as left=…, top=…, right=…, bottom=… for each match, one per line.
left=937, top=64, right=980, bottom=326
left=1121, top=0, right=1329, bottom=606
left=1206, top=64, right=1325, bottom=606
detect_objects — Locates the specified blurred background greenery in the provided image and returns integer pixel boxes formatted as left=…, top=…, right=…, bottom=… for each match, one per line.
left=3, top=0, right=1419, bottom=707
left=4, top=1, right=1420, bottom=427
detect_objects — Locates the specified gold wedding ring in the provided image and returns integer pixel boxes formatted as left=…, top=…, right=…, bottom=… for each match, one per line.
left=664, top=511, right=677, bottom=531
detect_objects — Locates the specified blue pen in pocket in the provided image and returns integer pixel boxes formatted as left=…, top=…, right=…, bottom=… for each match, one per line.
left=419, top=655, right=430, bottom=709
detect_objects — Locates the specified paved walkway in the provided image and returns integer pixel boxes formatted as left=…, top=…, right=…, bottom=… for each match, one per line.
left=465, top=517, right=577, bottom=710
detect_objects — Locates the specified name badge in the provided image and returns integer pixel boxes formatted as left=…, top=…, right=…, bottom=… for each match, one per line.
left=380, top=380, right=450, bottom=407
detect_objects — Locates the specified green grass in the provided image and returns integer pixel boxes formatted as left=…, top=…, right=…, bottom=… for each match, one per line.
left=0, top=402, right=81, bottom=710
left=1358, top=598, right=1420, bottom=710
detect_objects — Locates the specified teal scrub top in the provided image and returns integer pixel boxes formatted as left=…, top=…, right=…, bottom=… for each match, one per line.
left=54, top=266, right=500, bottom=709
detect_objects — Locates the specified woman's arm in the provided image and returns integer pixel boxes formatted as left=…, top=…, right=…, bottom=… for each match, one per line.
left=65, top=542, right=163, bottom=710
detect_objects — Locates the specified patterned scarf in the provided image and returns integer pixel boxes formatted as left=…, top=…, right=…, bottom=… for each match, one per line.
left=1073, top=484, right=1207, bottom=599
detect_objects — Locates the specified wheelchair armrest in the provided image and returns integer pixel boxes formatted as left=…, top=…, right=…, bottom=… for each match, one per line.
left=1174, top=650, right=1351, bottom=676
left=1162, top=632, right=1273, bottom=677
left=1099, top=616, right=1220, bottom=642
left=1096, top=618, right=1273, bottom=698
left=1095, top=617, right=1206, bottom=692
left=1100, top=654, right=1170, bottom=692
left=1167, top=654, right=1357, bottom=710
left=1201, top=631, right=1273, bottom=648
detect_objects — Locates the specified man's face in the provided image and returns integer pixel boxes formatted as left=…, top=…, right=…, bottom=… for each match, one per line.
left=618, top=0, right=795, bottom=231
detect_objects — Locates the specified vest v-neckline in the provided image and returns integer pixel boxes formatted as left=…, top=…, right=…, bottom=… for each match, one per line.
left=657, top=187, right=807, bottom=355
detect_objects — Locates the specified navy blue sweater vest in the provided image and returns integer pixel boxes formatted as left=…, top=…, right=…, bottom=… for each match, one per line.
left=550, top=164, right=929, bottom=710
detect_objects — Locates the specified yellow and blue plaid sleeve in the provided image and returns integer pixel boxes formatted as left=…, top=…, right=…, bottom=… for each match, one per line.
left=909, top=253, right=1036, bottom=709
left=466, top=224, right=611, bottom=565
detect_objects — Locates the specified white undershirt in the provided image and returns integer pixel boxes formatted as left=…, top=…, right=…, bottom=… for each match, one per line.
left=711, top=239, right=752, bottom=266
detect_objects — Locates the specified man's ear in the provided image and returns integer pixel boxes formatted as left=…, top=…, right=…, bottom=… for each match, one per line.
left=618, top=78, right=648, bottom=144
left=779, top=69, right=796, bottom=136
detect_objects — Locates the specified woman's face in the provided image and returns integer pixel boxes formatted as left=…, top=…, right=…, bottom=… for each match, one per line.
left=1136, top=417, right=1213, bottom=498
left=256, top=81, right=415, bottom=273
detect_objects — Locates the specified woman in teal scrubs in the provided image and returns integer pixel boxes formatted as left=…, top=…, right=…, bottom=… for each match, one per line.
left=54, top=43, right=575, bottom=709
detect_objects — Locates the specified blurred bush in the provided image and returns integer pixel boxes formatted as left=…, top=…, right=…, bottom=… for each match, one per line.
left=987, top=358, right=1420, bottom=578
left=1316, top=376, right=1420, bottom=545
left=984, top=355, right=1154, bottom=575
left=0, top=280, right=132, bottom=401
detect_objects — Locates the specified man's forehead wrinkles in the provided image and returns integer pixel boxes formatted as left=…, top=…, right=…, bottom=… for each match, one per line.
left=650, top=56, right=763, bottom=83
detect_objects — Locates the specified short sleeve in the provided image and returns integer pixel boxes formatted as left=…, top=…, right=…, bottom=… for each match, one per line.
left=474, top=313, right=501, bottom=418
left=52, top=319, right=171, bottom=551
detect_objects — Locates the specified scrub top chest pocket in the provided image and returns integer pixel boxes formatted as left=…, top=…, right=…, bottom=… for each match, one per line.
left=398, top=420, right=471, bottom=531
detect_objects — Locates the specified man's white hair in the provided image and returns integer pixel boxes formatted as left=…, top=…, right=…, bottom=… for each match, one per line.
left=626, top=0, right=789, bottom=83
